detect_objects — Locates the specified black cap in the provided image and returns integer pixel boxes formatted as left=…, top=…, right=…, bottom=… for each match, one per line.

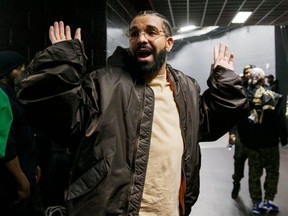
left=0, top=51, right=25, bottom=79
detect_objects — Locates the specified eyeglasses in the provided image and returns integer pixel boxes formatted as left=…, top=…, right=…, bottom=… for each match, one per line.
left=127, top=27, right=167, bottom=41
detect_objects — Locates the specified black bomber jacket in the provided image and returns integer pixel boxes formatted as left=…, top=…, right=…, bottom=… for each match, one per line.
left=16, top=39, right=249, bottom=216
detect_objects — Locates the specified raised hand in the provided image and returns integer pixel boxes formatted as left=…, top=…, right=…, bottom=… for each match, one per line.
left=213, top=42, right=234, bottom=71
left=49, top=21, right=81, bottom=44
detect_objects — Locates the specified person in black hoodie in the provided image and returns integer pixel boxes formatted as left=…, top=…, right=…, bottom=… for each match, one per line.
left=0, top=51, right=45, bottom=216
left=229, top=64, right=256, bottom=199
left=236, top=67, right=287, bottom=214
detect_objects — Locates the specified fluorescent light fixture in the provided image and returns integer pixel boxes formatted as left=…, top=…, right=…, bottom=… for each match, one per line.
left=178, top=25, right=197, bottom=33
left=232, top=11, right=252, bottom=23
left=173, top=26, right=219, bottom=40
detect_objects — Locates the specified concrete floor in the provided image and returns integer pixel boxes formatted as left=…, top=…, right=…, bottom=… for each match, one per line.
left=190, top=133, right=288, bottom=216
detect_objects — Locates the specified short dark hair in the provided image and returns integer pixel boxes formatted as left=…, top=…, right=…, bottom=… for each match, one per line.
left=268, top=74, right=274, bottom=79
left=133, top=10, right=173, bottom=37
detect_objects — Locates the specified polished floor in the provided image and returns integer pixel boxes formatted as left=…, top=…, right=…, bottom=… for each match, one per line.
left=190, top=133, right=288, bottom=216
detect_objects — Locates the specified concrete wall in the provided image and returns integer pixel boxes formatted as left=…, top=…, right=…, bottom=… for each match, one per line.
left=168, top=26, right=275, bottom=92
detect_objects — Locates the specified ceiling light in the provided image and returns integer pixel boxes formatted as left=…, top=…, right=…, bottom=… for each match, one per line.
left=173, top=26, right=219, bottom=40
left=178, top=25, right=197, bottom=33
left=232, top=11, right=252, bottom=23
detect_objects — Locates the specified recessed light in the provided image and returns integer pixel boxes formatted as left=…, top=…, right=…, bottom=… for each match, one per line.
left=232, top=11, right=252, bottom=23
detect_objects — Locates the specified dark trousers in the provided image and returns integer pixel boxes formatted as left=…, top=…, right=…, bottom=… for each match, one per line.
left=0, top=183, right=45, bottom=216
left=247, top=146, right=280, bottom=201
left=232, top=132, right=248, bottom=183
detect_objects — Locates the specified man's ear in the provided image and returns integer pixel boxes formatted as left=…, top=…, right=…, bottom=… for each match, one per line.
left=166, top=36, right=174, bottom=52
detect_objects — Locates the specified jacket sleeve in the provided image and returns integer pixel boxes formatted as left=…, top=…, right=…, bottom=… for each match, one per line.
left=16, top=39, right=97, bottom=141
left=199, top=65, right=249, bottom=141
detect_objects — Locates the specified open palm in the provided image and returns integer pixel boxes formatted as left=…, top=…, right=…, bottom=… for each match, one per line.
left=49, top=21, right=81, bottom=44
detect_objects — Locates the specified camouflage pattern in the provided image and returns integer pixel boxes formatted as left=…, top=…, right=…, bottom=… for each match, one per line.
left=246, top=146, right=279, bottom=201
left=232, top=131, right=248, bottom=183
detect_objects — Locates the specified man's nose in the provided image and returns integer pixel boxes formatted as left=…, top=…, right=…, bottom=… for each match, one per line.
left=138, top=32, right=148, bottom=41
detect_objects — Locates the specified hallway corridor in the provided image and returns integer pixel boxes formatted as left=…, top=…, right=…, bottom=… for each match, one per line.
left=190, top=133, right=288, bottom=216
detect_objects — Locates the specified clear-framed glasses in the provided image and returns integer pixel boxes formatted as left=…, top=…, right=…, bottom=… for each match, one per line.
left=126, top=26, right=167, bottom=41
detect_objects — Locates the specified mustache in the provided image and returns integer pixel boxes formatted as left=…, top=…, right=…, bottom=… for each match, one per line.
left=134, top=44, right=153, bottom=52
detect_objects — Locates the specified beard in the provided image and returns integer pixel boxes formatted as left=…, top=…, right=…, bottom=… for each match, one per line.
left=132, top=47, right=167, bottom=81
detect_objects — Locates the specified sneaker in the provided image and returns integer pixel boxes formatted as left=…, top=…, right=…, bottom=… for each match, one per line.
left=263, top=200, right=279, bottom=212
left=231, top=182, right=240, bottom=199
left=45, top=206, right=66, bottom=216
left=252, top=201, right=263, bottom=214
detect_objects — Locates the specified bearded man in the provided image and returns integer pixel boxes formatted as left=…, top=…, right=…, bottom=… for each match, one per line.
left=16, top=10, right=248, bottom=216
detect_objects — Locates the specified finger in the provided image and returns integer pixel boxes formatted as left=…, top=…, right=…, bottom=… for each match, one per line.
left=54, top=22, right=60, bottom=40
left=214, top=44, right=218, bottom=62
left=228, top=53, right=234, bottom=66
left=218, top=42, right=225, bottom=60
left=49, top=26, right=56, bottom=44
left=74, top=28, right=81, bottom=41
left=59, top=21, right=65, bottom=40
left=223, top=44, right=229, bottom=61
left=66, top=25, right=72, bottom=40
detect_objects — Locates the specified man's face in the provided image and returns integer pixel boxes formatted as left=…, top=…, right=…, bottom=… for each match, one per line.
left=267, top=77, right=273, bottom=84
left=243, top=68, right=251, bottom=82
left=128, top=15, right=173, bottom=78
left=8, top=64, right=25, bottom=80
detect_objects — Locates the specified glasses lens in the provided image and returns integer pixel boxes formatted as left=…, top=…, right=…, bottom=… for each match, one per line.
left=128, top=29, right=139, bottom=38
left=128, top=27, right=165, bottom=41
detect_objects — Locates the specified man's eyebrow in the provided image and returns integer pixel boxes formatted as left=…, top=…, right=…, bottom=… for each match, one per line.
left=145, top=25, right=159, bottom=30
left=129, top=26, right=138, bottom=30
left=129, top=25, right=159, bottom=30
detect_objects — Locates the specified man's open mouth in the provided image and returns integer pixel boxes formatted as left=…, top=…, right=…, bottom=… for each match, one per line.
left=136, top=48, right=153, bottom=61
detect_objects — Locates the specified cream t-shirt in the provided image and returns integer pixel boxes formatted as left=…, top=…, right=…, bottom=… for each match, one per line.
left=139, top=72, right=184, bottom=216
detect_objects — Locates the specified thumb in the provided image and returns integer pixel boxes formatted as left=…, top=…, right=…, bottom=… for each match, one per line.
left=74, top=28, right=81, bottom=41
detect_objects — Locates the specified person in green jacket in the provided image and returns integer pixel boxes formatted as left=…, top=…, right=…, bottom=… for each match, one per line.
left=0, top=87, right=13, bottom=158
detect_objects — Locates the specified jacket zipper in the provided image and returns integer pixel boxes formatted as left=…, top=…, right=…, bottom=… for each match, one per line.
left=124, top=85, right=146, bottom=215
